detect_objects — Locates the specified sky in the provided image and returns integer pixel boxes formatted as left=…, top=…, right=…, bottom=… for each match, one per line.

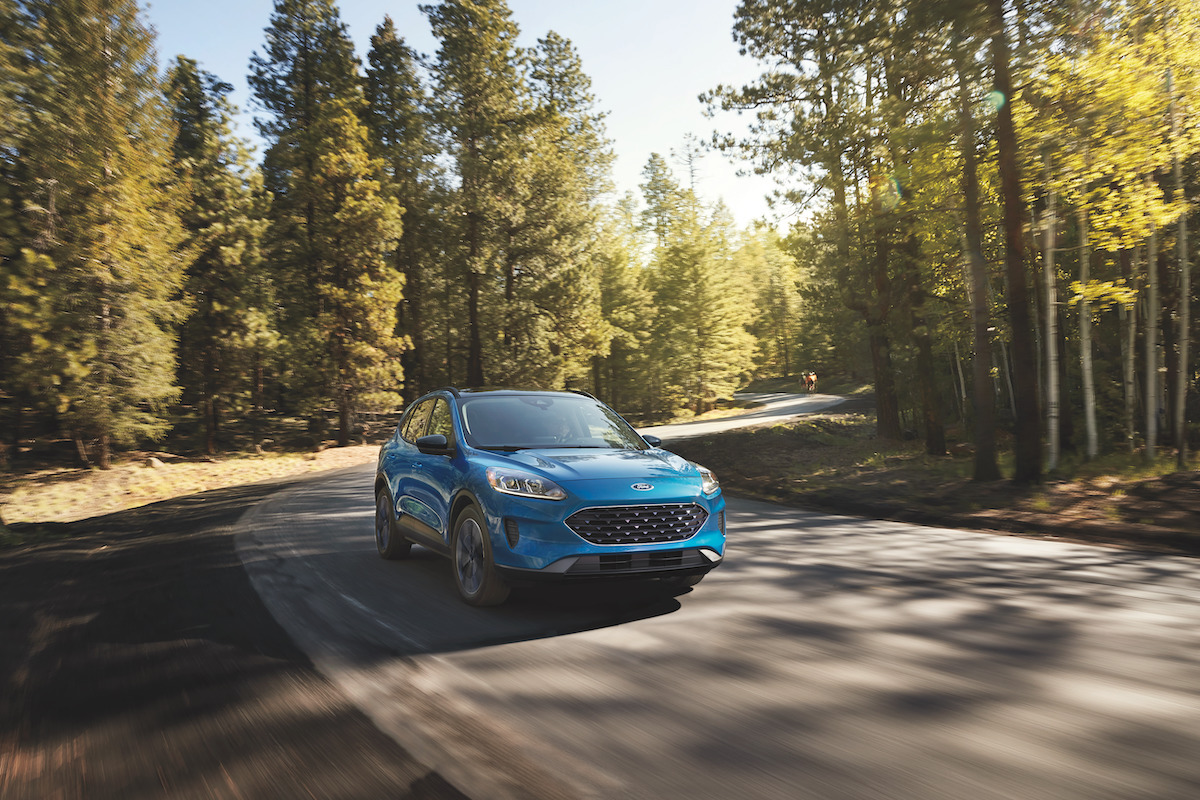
left=145, top=0, right=783, bottom=227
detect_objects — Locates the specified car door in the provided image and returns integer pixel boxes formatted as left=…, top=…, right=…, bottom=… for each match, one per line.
left=405, top=397, right=458, bottom=548
left=393, top=398, right=443, bottom=548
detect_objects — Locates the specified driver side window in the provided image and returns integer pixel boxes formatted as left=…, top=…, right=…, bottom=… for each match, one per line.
left=401, top=400, right=434, bottom=443
left=427, top=398, right=455, bottom=443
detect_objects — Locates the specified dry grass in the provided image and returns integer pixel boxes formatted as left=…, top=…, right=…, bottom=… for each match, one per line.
left=2, top=445, right=378, bottom=525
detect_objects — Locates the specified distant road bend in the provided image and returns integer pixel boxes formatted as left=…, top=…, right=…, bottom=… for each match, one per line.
left=637, top=391, right=845, bottom=441
left=235, top=395, right=1200, bottom=800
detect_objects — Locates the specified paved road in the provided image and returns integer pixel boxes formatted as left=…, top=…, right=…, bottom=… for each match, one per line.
left=236, top=434, right=1200, bottom=799
left=637, top=392, right=845, bottom=441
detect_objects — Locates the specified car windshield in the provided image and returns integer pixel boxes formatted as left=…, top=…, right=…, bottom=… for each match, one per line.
left=458, top=395, right=648, bottom=451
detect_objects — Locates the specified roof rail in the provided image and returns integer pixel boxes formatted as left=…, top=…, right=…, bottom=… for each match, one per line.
left=567, top=388, right=596, bottom=400
left=432, top=386, right=461, bottom=398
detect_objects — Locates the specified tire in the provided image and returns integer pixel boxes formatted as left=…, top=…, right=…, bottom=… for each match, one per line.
left=451, top=505, right=510, bottom=607
left=375, top=489, right=412, bottom=560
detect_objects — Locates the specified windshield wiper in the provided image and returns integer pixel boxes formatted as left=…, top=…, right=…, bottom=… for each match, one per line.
left=536, top=444, right=620, bottom=449
left=475, top=445, right=530, bottom=452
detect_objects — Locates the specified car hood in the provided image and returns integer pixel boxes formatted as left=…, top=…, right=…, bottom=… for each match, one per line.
left=493, top=447, right=698, bottom=482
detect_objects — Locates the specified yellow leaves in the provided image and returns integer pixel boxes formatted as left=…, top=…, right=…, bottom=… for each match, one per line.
left=1069, top=278, right=1139, bottom=310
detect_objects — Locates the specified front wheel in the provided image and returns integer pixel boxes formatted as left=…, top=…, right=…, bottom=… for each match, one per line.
left=452, top=505, right=510, bottom=606
left=375, top=490, right=412, bottom=560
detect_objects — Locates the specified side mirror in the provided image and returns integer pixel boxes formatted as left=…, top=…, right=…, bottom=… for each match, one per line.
left=415, top=434, right=452, bottom=454
left=642, top=434, right=662, bottom=448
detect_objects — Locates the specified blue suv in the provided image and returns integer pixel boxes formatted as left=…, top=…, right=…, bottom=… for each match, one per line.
left=374, top=388, right=726, bottom=605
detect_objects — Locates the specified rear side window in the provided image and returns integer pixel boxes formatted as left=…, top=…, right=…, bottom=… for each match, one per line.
left=401, top=399, right=434, bottom=443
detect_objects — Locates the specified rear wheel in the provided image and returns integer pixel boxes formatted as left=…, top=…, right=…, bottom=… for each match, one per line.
left=375, top=489, right=412, bottom=560
left=452, top=505, right=510, bottom=606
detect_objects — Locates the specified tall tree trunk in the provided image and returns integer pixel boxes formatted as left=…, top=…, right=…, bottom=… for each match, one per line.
left=990, top=0, right=1041, bottom=483
left=869, top=325, right=902, bottom=440
left=1120, top=249, right=1137, bottom=454
left=957, top=29, right=1000, bottom=479
left=399, top=234, right=425, bottom=399
left=1044, top=172, right=1059, bottom=472
left=252, top=351, right=265, bottom=444
left=335, top=332, right=351, bottom=447
left=953, top=339, right=969, bottom=426
left=901, top=229, right=944, bottom=454
left=466, top=253, right=484, bottom=387
left=1079, top=206, right=1098, bottom=459
left=1146, top=222, right=1159, bottom=461
left=886, top=49, right=943, bottom=456
left=203, top=315, right=218, bottom=455
left=338, top=388, right=351, bottom=447
left=1056, top=302, right=1076, bottom=454
left=98, top=433, right=111, bottom=471
left=1173, top=71, right=1191, bottom=468
left=861, top=64, right=901, bottom=441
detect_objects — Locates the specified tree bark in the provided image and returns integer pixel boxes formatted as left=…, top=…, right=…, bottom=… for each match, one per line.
left=1173, top=70, right=1191, bottom=468
left=1119, top=248, right=1137, bottom=454
left=957, top=28, right=1000, bottom=480
left=1079, top=206, right=1098, bottom=459
left=1146, top=223, right=1159, bottom=461
left=1044, top=174, right=1059, bottom=472
left=990, top=0, right=1042, bottom=483
left=869, top=325, right=902, bottom=440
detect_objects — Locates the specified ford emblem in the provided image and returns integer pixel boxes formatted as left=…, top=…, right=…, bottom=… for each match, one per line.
left=632, top=483, right=653, bottom=491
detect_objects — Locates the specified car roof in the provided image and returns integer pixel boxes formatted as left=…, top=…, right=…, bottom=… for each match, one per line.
left=429, top=387, right=596, bottom=400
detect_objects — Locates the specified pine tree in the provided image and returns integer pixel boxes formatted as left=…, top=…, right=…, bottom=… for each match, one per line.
left=640, top=153, right=682, bottom=247
left=739, top=229, right=802, bottom=379
left=250, top=0, right=404, bottom=445
left=643, top=159, right=755, bottom=415
left=499, top=30, right=612, bottom=387
left=591, top=197, right=655, bottom=413
left=248, top=0, right=360, bottom=347
left=423, top=0, right=525, bottom=387
left=365, top=16, right=440, bottom=400
left=166, top=57, right=270, bottom=455
left=309, top=97, right=404, bottom=441
left=18, top=0, right=188, bottom=468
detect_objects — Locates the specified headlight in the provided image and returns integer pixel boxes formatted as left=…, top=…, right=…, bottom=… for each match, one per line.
left=486, top=467, right=567, bottom=500
left=694, top=463, right=720, bottom=496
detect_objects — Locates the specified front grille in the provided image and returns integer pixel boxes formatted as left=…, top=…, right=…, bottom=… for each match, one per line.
left=566, top=503, right=708, bottom=545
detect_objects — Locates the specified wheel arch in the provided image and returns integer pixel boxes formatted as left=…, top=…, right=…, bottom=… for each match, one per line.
left=449, top=489, right=482, bottom=532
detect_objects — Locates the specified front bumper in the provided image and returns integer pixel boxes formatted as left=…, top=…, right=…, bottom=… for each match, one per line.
left=496, top=545, right=723, bottom=583
left=479, top=476, right=727, bottom=580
